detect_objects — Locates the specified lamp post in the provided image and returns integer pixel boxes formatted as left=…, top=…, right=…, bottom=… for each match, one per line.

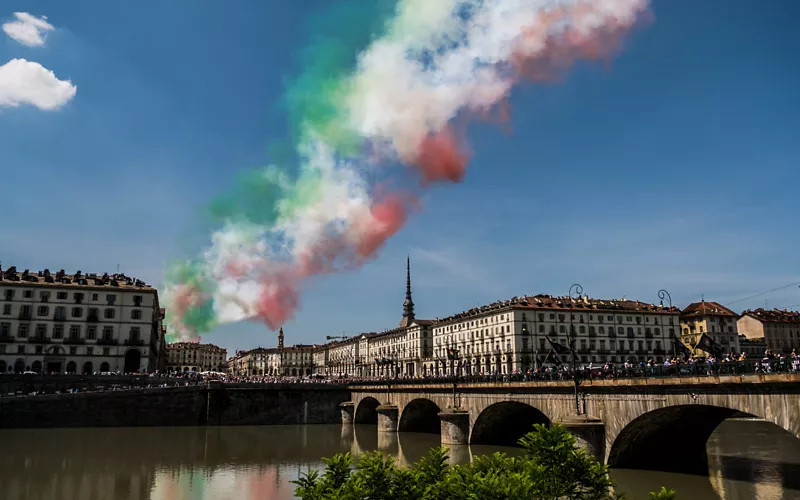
left=659, top=289, right=675, bottom=359
left=569, top=283, right=583, bottom=416
left=448, top=346, right=461, bottom=408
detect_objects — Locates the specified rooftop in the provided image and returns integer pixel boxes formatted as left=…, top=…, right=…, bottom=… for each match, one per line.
left=0, top=266, right=154, bottom=290
left=167, top=342, right=226, bottom=352
left=681, top=300, right=738, bottom=319
left=742, top=308, right=800, bottom=324
left=435, top=294, right=679, bottom=324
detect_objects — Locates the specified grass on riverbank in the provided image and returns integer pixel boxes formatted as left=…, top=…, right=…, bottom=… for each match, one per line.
left=293, top=423, right=676, bottom=499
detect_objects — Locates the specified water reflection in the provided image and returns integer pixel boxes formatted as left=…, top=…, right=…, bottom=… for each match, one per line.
left=0, top=419, right=797, bottom=499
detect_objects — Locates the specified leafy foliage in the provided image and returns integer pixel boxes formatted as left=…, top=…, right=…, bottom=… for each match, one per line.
left=293, top=424, right=674, bottom=500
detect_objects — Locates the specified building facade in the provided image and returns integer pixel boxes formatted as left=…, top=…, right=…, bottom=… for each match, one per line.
left=680, top=301, right=741, bottom=356
left=738, top=309, right=800, bottom=355
left=427, top=295, right=681, bottom=376
left=738, top=334, right=767, bottom=358
left=0, top=266, right=165, bottom=374
left=165, top=342, right=227, bottom=373
left=227, top=328, right=316, bottom=376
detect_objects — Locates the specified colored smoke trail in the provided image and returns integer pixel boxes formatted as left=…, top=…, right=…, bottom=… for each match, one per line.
left=163, top=0, right=650, bottom=341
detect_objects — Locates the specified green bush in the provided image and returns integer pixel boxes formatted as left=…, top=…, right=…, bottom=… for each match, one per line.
left=293, top=424, right=674, bottom=500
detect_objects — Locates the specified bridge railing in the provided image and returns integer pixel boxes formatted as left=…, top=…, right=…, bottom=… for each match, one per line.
left=347, top=358, right=798, bottom=386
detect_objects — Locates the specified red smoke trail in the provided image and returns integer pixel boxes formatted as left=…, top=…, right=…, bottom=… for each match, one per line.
left=250, top=191, right=415, bottom=330
left=414, top=126, right=471, bottom=185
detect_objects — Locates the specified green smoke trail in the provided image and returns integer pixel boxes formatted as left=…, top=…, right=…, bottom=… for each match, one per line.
left=164, top=260, right=218, bottom=334
left=283, top=0, right=397, bottom=155
left=164, top=0, right=400, bottom=339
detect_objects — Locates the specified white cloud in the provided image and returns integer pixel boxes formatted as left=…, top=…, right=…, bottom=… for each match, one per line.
left=3, top=12, right=54, bottom=47
left=0, top=58, right=77, bottom=110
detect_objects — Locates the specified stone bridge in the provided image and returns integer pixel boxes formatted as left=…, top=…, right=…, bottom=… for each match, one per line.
left=345, top=373, right=800, bottom=475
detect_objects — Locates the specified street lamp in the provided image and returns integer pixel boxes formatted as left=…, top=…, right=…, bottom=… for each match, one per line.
left=659, top=289, right=676, bottom=359
left=447, top=346, right=461, bottom=408
left=569, top=283, right=583, bottom=416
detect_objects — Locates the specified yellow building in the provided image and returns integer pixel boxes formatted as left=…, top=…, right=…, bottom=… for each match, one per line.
left=680, top=301, right=740, bottom=356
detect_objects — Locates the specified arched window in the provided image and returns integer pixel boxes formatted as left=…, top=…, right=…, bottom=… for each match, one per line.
left=66, top=361, right=77, bottom=374
left=100, top=362, right=110, bottom=373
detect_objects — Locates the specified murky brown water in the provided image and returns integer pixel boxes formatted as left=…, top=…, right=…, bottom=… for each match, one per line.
left=0, top=418, right=797, bottom=499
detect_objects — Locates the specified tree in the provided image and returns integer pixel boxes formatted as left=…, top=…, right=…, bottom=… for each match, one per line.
left=293, top=423, right=674, bottom=500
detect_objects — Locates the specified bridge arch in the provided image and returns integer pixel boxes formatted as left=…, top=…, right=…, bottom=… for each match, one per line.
left=355, top=397, right=381, bottom=424
left=607, top=404, right=799, bottom=476
left=471, top=401, right=550, bottom=447
left=398, top=398, right=441, bottom=434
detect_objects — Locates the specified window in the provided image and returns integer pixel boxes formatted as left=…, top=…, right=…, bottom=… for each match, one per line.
left=35, top=345, right=43, bottom=354
left=3, top=289, right=14, bottom=300
left=102, top=326, right=113, bottom=340
left=87, top=326, right=97, bottom=340
left=0, top=322, right=9, bottom=335
left=88, top=307, right=99, bottom=320
left=103, top=348, right=110, bottom=356
left=2, top=304, right=10, bottom=315
left=106, top=294, right=117, bottom=305
left=71, top=307, right=83, bottom=318
left=74, top=293, right=84, bottom=304
left=23, top=290, right=32, bottom=298
left=17, top=324, right=28, bottom=338
left=53, top=325, right=64, bottom=339
left=37, top=305, right=49, bottom=316
left=35, top=324, right=47, bottom=337
left=87, top=347, right=94, bottom=355
left=57, top=292, right=68, bottom=300
left=69, top=325, right=81, bottom=339
left=17, top=345, right=25, bottom=354
left=91, top=293, right=98, bottom=301
left=130, top=327, right=140, bottom=340
left=70, top=346, right=77, bottom=355
left=104, top=308, right=115, bottom=319
left=131, top=309, right=142, bottom=320
left=54, top=306, right=66, bottom=320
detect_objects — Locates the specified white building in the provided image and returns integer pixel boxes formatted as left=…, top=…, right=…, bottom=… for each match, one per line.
left=427, top=294, right=681, bottom=376
left=0, top=266, right=166, bottom=374
left=738, top=309, right=800, bottom=355
left=166, top=342, right=227, bottom=373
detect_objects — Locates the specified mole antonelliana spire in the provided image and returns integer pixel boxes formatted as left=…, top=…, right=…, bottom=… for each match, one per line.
left=398, top=255, right=415, bottom=328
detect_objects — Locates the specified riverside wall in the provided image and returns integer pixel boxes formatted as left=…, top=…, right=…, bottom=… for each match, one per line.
left=0, top=383, right=350, bottom=428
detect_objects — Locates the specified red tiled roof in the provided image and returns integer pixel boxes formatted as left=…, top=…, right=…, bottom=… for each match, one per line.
left=680, top=301, right=738, bottom=319
left=741, top=308, right=800, bottom=324
left=435, top=294, right=679, bottom=325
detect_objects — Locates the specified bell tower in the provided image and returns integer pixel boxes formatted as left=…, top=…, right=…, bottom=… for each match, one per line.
left=278, top=327, right=285, bottom=350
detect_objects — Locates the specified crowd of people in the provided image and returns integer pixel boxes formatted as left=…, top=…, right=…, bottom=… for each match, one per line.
left=4, top=350, right=800, bottom=396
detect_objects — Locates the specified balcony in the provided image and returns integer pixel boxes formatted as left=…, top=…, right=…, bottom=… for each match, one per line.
left=0, top=334, right=15, bottom=343
left=53, top=314, right=67, bottom=322
left=645, top=332, right=653, bottom=339
left=28, top=336, right=51, bottom=344
left=65, top=337, right=86, bottom=344
left=87, top=314, right=99, bottom=323
left=124, top=339, right=145, bottom=346
left=18, top=311, right=31, bottom=321
left=97, top=338, right=119, bottom=345
left=626, top=333, right=635, bottom=339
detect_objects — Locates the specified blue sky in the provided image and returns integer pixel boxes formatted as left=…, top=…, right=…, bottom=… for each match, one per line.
left=1, top=0, right=798, bottom=354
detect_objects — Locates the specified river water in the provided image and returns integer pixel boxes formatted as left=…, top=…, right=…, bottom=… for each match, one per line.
left=0, top=418, right=798, bottom=499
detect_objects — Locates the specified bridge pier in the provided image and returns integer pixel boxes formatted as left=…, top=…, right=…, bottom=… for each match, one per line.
left=339, top=402, right=355, bottom=424
left=376, top=404, right=399, bottom=432
left=557, top=415, right=606, bottom=462
left=438, top=409, right=470, bottom=445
